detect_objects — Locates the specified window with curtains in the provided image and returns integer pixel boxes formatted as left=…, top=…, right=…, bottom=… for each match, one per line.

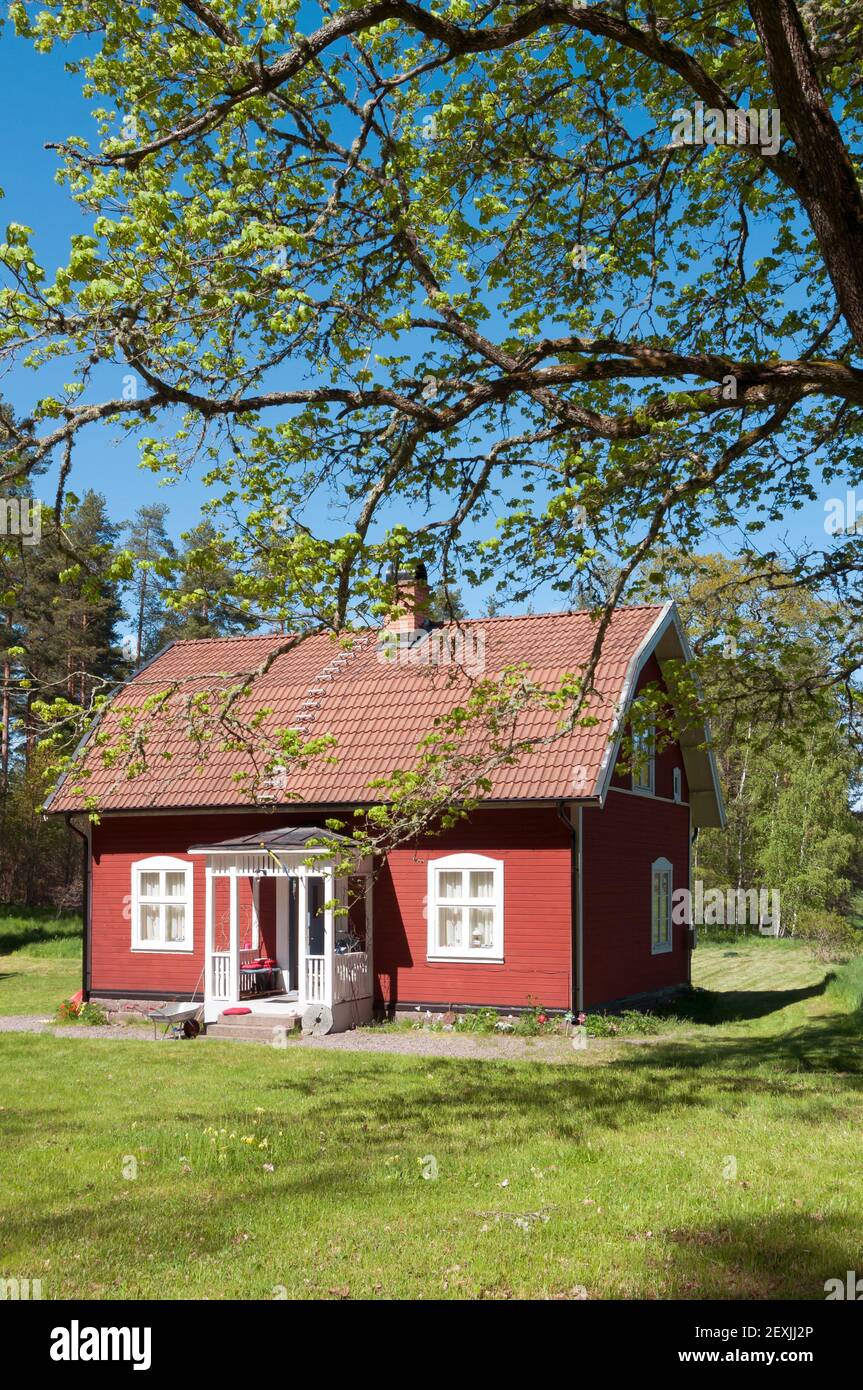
left=427, top=853, right=504, bottom=962
left=651, top=857, right=673, bottom=954
left=131, top=856, right=194, bottom=952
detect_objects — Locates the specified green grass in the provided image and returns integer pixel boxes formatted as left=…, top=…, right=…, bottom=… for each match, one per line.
left=0, top=906, right=82, bottom=1015
left=0, top=933, right=862, bottom=1299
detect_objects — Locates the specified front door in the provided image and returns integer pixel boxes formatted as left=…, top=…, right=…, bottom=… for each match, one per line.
left=275, top=876, right=301, bottom=995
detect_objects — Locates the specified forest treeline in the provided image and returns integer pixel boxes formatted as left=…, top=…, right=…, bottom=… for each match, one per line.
left=0, top=486, right=258, bottom=906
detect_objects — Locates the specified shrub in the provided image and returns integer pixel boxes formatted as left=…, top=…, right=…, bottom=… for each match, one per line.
left=55, top=999, right=108, bottom=1026
left=584, top=1008, right=675, bottom=1037
left=795, top=911, right=859, bottom=962
left=454, top=1008, right=498, bottom=1034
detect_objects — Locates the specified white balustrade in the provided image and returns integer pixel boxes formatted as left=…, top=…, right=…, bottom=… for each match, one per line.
left=211, top=951, right=231, bottom=1001
left=333, top=951, right=370, bottom=1004
left=305, top=956, right=325, bottom=1003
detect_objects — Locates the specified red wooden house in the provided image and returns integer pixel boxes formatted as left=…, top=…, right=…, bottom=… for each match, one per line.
left=46, top=596, right=724, bottom=1031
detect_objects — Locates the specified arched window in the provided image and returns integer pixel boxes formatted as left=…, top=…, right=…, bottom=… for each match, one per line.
left=131, top=856, right=194, bottom=952
left=651, top=857, right=673, bottom=954
left=427, top=853, right=504, bottom=962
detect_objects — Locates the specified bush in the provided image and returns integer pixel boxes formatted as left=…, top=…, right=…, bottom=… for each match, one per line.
left=454, top=1008, right=499, bottom=1034
left=795, top=911, right=859, bottom=962
left=55, top=998, right=108, bottom=1026
left=584, top=1008, right=675, bottom=1037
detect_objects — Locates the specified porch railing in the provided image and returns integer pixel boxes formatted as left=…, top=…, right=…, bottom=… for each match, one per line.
left=211, top=951, right=232, bottom=1003
left=333, top=951, right=371, bottom=1004
left=305, top=955, right=325, bottom=1003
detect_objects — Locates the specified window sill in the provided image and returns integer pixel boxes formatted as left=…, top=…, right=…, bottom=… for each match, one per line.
left=427, top=954, right=504, bottom=965
left=651, top=942, right=673, bottom=955
left=132, top=944, right=194, bottom=954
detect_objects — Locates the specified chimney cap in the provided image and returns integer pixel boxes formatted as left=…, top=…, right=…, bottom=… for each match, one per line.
left=388, top=560, right=428, bottom=586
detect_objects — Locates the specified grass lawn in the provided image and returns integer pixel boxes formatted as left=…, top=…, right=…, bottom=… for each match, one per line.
left=0, top=906, right=82, bottom=1015
left=0, top=931, right=861, bottom=1298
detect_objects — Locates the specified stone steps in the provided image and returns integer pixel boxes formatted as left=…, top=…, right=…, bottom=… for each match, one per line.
left=205, top=1011, right=301, bottom=1043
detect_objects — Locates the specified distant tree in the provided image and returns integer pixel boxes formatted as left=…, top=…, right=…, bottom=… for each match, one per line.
left=155, top=521, right=260, bottom=643
left=655, top=551, right=862, bottom=926
left=121, top=503, right=176, bottom=665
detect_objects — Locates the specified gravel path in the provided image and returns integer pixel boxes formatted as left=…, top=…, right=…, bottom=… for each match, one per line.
left=292, top=1028, right=578, bottom=1064
left=0, top=1013, right=582, bottom=1062
left=0, top=1015, right=156, bottom=1041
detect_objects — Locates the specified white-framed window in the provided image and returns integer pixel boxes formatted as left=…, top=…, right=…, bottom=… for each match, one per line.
left=131, top=856, right=194, bottom=952
left=632, top=722, right=655, bottom=793
left=427, top=853, right=503, bottom=963
left=651, top=857, right=673, bottom=954
left=673, top=766, right=682, bottom=803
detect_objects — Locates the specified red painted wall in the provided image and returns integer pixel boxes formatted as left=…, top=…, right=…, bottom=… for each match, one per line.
left=374, top=807, right=572, bottom=1010
left=581, top=789, right=691, bottom=1008
left=88, top=783, right=691, bottom=1010
left=89, top=812, right=290, bottom=997
left=88, top=807, right=574, bottom=1008
left=609, top=654, right=689, bottom=801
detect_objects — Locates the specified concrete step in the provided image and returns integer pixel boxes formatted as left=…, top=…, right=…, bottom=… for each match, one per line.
left=206, top=1013, right=301, bottom=1043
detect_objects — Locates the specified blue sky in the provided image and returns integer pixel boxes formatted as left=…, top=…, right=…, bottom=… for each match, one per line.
left=0, top=24, right=843, bottom=619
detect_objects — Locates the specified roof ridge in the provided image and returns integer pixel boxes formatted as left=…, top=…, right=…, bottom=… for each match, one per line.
left=163, top=604, right=665, bottom=646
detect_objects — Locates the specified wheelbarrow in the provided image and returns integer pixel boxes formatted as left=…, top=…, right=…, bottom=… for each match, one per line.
left=147, top=1001, right=203, bottom=1041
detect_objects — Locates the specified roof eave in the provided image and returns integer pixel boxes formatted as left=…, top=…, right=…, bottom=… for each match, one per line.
left=595, top=602, right=726, bottom=830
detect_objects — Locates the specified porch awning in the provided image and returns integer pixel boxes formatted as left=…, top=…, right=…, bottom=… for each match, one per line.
left=188, top=826, right=356, bottom=854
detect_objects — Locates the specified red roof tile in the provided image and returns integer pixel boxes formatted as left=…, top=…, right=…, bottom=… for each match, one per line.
left=47, top=606, right=667, bottom=813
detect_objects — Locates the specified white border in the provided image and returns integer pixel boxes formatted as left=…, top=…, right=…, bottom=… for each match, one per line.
left=426, top=852, right=504, bottom=964
left=131, top=855, right=194, bottom=953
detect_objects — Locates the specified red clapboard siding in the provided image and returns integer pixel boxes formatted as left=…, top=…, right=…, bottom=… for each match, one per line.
left=373, top=807, right=572, bottom=1009
left=89, top=807, right=573, bottom=1007
left=608, top=654, right=689, bottom=802
left=581, top=790, right=690, bottom=1007
left=90, top=812, right=293, bottom=995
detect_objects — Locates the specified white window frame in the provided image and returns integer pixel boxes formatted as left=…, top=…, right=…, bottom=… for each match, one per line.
left=672, top=766, right=682, bottom=803
left=427, top=853, right=504, bottom=963
left=631, top=722, right=655, bottom=794
left=131, top=856, right=194, bottom=953
left=651, top=857, right=673, bottom=955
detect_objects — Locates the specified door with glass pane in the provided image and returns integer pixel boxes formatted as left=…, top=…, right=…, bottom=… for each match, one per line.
left=304, top=875, right=326, bottom=1002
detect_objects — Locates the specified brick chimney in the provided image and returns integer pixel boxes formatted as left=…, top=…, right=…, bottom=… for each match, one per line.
left=385, top=561, right=430, bottom=633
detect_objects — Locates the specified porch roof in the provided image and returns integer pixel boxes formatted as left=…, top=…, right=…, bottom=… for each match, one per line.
left=188, top=826, right=355, bottom=855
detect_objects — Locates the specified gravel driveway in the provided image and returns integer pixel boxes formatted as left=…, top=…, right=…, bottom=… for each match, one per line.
left=0, top=1013, right=582, bottom=1062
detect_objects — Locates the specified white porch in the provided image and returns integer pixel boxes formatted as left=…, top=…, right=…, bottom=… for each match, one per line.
left=189, top=828, right=373, bottom=1032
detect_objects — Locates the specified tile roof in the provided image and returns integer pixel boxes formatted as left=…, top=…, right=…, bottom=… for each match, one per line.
left=47, top=605, right=667, bottom=813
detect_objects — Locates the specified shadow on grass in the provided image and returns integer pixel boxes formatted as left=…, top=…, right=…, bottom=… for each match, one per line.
left=0, top=906, right=82, bottom=956
left=662, top=1210, right=863, bottom=1299
left=628, top=1010, right=863, bottom=1078
left=668, top=977, right=828, bottom=1026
